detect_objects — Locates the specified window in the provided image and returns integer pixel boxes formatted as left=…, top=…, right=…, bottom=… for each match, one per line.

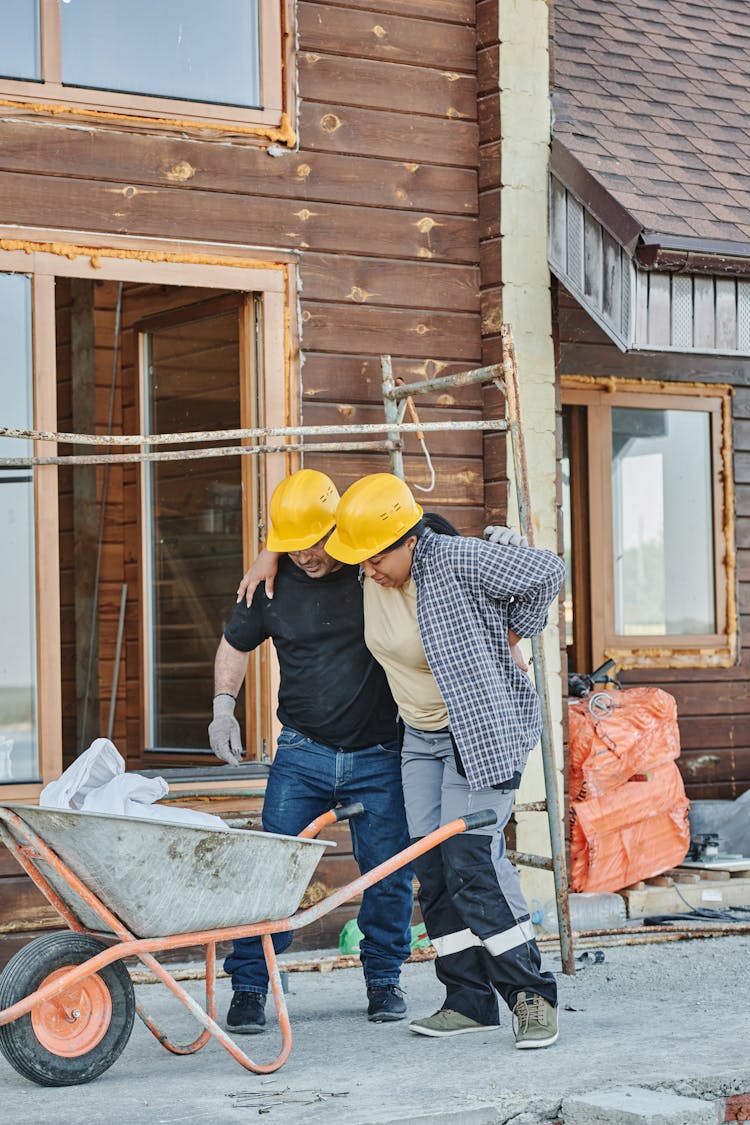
left=141, top=298, right=251, bottom=753
left=0, top=1, right=286, bottom=134
left=0, top=275, right=39, bottom=784
left=0, top=240, right=293, bottom=798
left=562, top=379, right=735, bottom=671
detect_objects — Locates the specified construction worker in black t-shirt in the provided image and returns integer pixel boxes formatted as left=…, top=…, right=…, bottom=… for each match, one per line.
left=208, top=470, right=412, bottom=1034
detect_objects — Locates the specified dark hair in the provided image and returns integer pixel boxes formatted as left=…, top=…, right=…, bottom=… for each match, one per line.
left=382, top=511, right=460, bottom=553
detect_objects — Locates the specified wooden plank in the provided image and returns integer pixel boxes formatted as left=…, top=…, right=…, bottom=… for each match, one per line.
left=647, top=273, right=671, bottom=347
left=316, top=0, right=475, bottom=23
left=302, top=400, right=483, bottom=458
left=0, top=876, right=61, bottom=933
left=0, top=929, right=69, bottom=971
left=305, top=349, right=431, bottom=407
left=652, top=679, right=750, bottom=716
left=480, top=286, right=503, bottom=338
left=0, top=122, right=477, bottom=217
left=622, top=875, right=750, bottom=917
left=679, top=746, right=750, bottom=785
left=299, top=254, right=480, bottom=312
left=476, top=0, right=499, bottom=48
left=693, top=276, right=716, bottom=351
left=479, top=139, right=501, bottom=193
left=477, top=91, right=500, bottom=146
left=479, top=188, right=500, bottom=242
left=299, top=53, right=477, bottom=119
left=679, top=720, right=750, bottom=752
left=733, top=422, right=750, bottom=453
left=477, top=43, right=500, bottom=99
left=299, top=101, right=478, bottom=167
left=300, top=302, right=481, bottom=360
left=304, top=452, right=484, bottom=505
left=0, top=172, right=479, bottom=264
left=480, top=240, right=500, bottom=288
left=715, top=278, right=737, bottom=351
left=299, top=2, right=477, bottom=72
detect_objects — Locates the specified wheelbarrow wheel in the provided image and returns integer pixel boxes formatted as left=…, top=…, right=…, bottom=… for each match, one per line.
left=0, top=931, right=135, bottom=1087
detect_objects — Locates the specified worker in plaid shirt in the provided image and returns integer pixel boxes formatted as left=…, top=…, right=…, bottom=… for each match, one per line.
left=326, top=473, right=565, bottom=1049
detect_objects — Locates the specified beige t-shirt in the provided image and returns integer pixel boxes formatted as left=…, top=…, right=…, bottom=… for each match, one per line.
left=363, top=575, right=449, bottom=731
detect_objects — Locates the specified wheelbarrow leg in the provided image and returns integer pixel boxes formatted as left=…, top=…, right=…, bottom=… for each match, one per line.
left=262, top=932, right=293, bottom=1066
left=132, top=942, right=293, bottom=1074
left=135, top=942, right=217, bottom=1056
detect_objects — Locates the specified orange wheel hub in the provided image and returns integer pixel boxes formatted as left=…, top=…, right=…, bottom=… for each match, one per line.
left=31, top=968, right=112, bottom=1057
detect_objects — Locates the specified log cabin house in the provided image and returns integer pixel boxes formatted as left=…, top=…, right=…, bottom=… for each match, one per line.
left=1, top=0, right=748, bottom=964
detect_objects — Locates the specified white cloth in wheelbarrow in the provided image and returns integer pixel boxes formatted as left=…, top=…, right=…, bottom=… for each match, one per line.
left=402, top=725, right=556, bottom=1026
left=40, top=738, right=224, bottom=828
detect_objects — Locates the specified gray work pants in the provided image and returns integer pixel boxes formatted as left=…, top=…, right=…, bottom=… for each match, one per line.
left=401, top=723, right=556, bottom=1024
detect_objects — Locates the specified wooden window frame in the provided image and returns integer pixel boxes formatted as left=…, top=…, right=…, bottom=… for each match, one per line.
left=0, top=233, right=298, bottom=800
left=136, top=293, right=269, bottom=760
left=0, top=0, right=293, bottom=139
left=562, top=376, right=736, bottom=670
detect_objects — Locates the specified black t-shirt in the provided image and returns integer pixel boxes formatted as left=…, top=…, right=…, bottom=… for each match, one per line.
left=223, top=558, right=397, bottom=750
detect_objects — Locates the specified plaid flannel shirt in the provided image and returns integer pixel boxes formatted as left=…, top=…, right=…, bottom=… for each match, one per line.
left=411, top=528, right=565, bottom=790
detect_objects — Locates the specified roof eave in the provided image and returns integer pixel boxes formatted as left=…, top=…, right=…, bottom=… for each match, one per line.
left=636, top=234, right=750, bottom=277
left=552, top=138, right=750, bottom=279
left=550, top=137, right=643, bottom=254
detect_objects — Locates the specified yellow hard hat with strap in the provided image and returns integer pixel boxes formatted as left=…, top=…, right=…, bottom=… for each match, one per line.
left=266, top=469, right=340, bottom=551
left=326, top=474, right=423, bottom=564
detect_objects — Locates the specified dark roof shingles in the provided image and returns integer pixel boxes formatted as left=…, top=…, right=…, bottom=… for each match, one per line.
left=553, top=0, right=750, bottom=247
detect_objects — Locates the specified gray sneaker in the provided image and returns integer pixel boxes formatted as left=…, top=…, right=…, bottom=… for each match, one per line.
left=409, top=1009, right=499, bottom=1038
left=512, top=992, right=558, bottom=1049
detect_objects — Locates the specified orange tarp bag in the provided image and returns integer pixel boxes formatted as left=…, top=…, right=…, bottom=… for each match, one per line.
left=568, top=687, right=690, bottom=893
left=569, top=687, right=681, bottom=801
left=571, top=762, right=690, bottom=893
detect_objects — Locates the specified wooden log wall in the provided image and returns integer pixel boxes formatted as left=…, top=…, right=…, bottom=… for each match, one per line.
left=556, top=280, right=750, bottom=802
left=0, top=2, right=501, bottom=960
left=0, top=1, right=489, bottom=532
left=476, top=0, right=507, bottom=525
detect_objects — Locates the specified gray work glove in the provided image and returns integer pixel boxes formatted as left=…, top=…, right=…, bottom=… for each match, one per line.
left=484, top=524, right=528, bottom=548
left=209, top=694, right=244, bottom=765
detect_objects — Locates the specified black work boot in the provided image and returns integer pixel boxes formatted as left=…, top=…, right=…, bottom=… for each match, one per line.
left=226, top=990, right=266, bottom=1034
left=367, top=984, right=406, bottom=1022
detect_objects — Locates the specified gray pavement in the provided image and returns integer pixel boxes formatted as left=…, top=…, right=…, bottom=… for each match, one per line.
left=1, top=933, right=749, bottom=1125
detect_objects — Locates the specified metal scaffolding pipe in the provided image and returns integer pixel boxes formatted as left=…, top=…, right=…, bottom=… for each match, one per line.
left=382, top=362, right=508, bottom=402
left=0, top=419, right=508, bottom=448
left=501, top=324, right=575, bottom=976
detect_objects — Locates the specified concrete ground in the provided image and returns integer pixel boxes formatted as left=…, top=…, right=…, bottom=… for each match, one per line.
left=1, top=933, right=749, bottom=1125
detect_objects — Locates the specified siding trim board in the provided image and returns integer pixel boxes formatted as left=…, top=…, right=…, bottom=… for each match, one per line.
left=549, top=173, right=750, bottom=358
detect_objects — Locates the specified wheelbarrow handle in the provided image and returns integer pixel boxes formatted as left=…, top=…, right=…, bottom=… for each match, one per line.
left=297, top=802, right=365, bottom=840
left=333, top=802, right=365, bottom=822
left=462, top=810, right=498, bottom=832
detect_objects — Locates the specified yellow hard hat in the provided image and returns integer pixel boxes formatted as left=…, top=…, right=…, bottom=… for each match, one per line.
left=326, top=474, right=423, bottom=564
left=266, top=469, right=340, bottom=551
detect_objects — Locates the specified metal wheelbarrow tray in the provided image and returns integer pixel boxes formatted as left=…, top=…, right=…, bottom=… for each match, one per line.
left=0, top=800, right=496, bottom=1087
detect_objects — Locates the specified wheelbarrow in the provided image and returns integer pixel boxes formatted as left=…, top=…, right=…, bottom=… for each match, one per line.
left=0, top=800, right=496, bottom=1086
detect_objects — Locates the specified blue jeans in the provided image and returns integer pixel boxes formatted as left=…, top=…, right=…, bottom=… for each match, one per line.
left=223, top=726, right=413, bottom=994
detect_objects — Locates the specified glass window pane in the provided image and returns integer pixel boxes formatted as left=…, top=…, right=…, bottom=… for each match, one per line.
left=0, top=274, right=38, bottom=784
left=561, top=411, right=573, bottom=649
left=611, top=407, right=715, bottom=636
left=0, top=1, right=40, bottom=81
left=60, top=0, right=260, bottom=108
left=144, top=310, right=245, bottom=751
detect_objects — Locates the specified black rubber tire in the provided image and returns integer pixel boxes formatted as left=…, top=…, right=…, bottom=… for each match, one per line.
left=0, top=931, right=135, bottom=1086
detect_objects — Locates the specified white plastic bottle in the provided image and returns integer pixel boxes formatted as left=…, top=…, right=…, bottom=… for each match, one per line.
left=532, top=892, right=627, bottom=933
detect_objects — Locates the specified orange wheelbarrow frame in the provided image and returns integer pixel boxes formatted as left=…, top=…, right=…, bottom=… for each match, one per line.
left=0, top=803, right=495, bottom=1079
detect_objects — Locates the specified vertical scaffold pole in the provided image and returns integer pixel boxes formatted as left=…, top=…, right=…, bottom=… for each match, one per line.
left=501, top=323, right=575, bottom=975
left=381, top=355, right=405, bottom=480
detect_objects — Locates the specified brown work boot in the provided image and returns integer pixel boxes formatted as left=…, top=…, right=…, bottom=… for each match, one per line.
left=512, top=992, right=558, bottom=1049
